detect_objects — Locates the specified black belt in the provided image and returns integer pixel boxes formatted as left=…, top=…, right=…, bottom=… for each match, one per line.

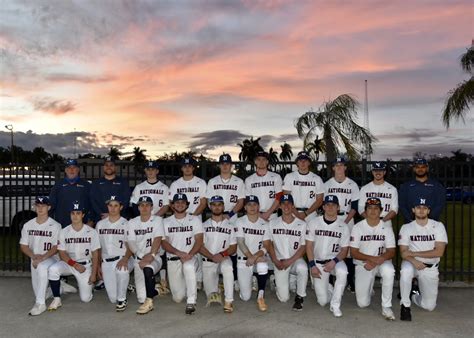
left=103, top=256, right=121, bottom=263
left=167, top=256, right=180, bottom=261
left=424, top=263, right=438, bottom=268
left=337, top=212, right=349, bottom=216
left=202, top=257, right=214, bottom=262
left=316, top=259, right=331, bottom=264
left=237, top=256, right=248, bottom=261
left=76, top=260, right=90, bottom=265
left=296, top=208, right=308, bottom=212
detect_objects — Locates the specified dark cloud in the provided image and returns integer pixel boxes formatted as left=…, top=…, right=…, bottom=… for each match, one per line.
left=31, top=97, right=76, bottom=115
left=45, top=73, right=115, bottom=83
left=189, top=130, right=249, bottom=153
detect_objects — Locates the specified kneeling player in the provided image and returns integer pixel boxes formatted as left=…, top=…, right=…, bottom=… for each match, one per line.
left=201, top=195, right=237, bottom=313
left=399, top=198, right=448, bottom=321
left=96, top=196, right=134, bottom=311
left=306, top=195, right=349, bottom=317
left=47, top=202, right=100, bottom=310
left=350, top=197, right=396, bottom=320
left=127, top=196, right=164, bottom=314
left=268, top=194, right=308, bottom=311
left=235, top=195, right=271, bottom=311
left=162, top=194, right=203, bottom=315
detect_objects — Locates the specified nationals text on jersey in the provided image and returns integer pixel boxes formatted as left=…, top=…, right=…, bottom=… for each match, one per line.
left=250, top=181, right=275, bottom=188
left=99, top=229, right=125, bottom=235
left=28, top=230, right=53, bottom=237
left=203, top=225, right=232, bottom=234
left=65, top=237, right=92, bottom=244
left=272, top=229, right=302, bottom=236
left=313, top=229, right=342, bottom=238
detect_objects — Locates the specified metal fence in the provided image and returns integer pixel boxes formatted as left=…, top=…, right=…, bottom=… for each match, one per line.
left=1, top=160, right=473, bottom=282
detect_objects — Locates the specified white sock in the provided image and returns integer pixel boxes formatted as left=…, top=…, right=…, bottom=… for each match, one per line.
left=258, top=290, right=264, bottom=299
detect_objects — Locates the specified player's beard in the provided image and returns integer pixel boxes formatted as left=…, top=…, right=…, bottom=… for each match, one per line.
left=212, top=210, right=224, bottom=217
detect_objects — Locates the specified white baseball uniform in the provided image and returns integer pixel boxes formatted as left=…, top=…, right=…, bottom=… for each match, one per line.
left=130, top=180, right=169, bottom=215
left=399, top=219, right=448, bottom=311
left=306, top=216, right=350, bottom=310
left=207, top=175, right=245, bottom=221
left=350, top=220, right=396, bottom=308
left=48, top=224, right=101, bottom=303
left=20, top=217, right=61, bottom=305
left=324, top=177, right=360, bottom=230
left=202, top=218, right=237, bottom=302
left=127, top=215, right=164, bottom=303
left=96, top=216, right=134, bottom=303
left=169, top=176, right=207, bottom=215
left=283, top=170, right=324, bottom=220
left=235, top=215, right=271, bottom=301
left=163, top=215, right=203, bottom=304
left=245, top=171, right=282, bottom=220
left=358, top=181, right=398, bottom=227
left=269, top=216, right=308, bottom=302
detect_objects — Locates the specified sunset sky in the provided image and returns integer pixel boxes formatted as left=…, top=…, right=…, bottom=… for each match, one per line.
left=1, top=0, right=473, bottom=160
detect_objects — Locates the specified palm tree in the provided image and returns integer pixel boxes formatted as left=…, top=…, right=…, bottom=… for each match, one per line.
left=295, top=94, right=377, bottom=163
left=107, top=147, right=122, bottom=161
left=304, top=135, right=325, bottom=161
left=442, top=43, right=474, bottom=128
left=238, top=137, right=264, bottom=164
left=268, top=147, right=279, bottom=167
left=132, top=147, right=147, bottom=164
left=279, top=142, right=293, bottom=162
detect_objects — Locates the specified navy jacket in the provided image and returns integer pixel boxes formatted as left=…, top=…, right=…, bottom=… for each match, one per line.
left=90, top=176, right=131, bottom=221
left=49, top=178, right=91, bottom=227
left=399, top=178, right=446, bottom=222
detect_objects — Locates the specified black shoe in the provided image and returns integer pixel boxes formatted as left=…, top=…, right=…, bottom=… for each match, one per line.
left=410, top=284, right=420, bottom=301
left=116, top=299, right=128, bottom=312
left=94, top=280, right=105, bottom=291
left=292, top=295, right=304, bottom=312
left=185, top=303, right=196, bottom=315
left=397, top=292, right=401, bottom=300
left=400, top=305, right=412, bottom=321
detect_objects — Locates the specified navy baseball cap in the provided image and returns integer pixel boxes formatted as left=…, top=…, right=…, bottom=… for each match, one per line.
left=365, top=197, right=382, bottom=209
left=145, top=160, right=159, bottom=169
left=209, top=195, right=224, bottom=204
left=138, top=196, right=153, bottom=205
left=333, top=157, right=346, bottom=165
left=70, top=201, right=85, bottom=212
left=296, top=151, right=311, bottom=162
left=172, top=193, right=189, bottom=203
left=65, top=159, right=78, bottom=167
left=256, top=151, right=269, bottom=159
left=181, top=157, right=196, bottom=166
left=106, top=195, right=122, bottom=204
left=35, top=196, right=51, bottom=205
left=280, top=194, right=294, bottom=204
left=414, top=158, right=428, bottom=165
left=104, top=156, right=116, bottom=164
left=372, top=162, right=387, bottom=170
left=323, top=195, right=339, bottom=205
left=219, top=154, right=232, bottom=163
left=415, top=197, right=431, bottom=208
left=245, top=195, right=260, bottom=204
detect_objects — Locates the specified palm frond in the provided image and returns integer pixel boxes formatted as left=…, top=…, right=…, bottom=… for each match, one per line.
left=460, top=46, right=474, bottom=73
left=442, top=78, right=474, bottom=128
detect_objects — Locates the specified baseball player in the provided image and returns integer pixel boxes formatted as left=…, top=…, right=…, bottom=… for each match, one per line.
left=267, top=194, right=308, bottom=311
left=399, top=158, right=446, bottom=222
left=20, top=197, right=64, bottom=316
left=306, top=195, right=349, bottom=318
left=399, top=198, right=448, bottom=321
left=350, top=197, right=396, bottom=320
left=49, top=159, right=91, bottom=228
left=324, top=157, right=360, bottom=293
left=283, top=151, right=324, bottom=221
left=127, top=196, right=164, bottom=314
left=96, top=196, right=134, bottom=312
left=130, top=160, right=169, bottom=217
left=235, top=195, right=272, bottom=312
left=200, top=195, right=237, bottom=313
left=244, top=151, right=282, bottom=221
left=162, top=194, right=204, bottom=315
left=358, top=161, right=398, bottom=228
left=47, top=202, right=100, bottom=311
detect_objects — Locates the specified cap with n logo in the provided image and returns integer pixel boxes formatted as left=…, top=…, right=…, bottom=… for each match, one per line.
left=280, top=194, right=294, bottom=204
left=138, top=196, right=153, bottom=204
left=70, top=201, right=85, bottom=212
left=106, top=195, right=122, bottom=204
left=323, top=195, right=339, bottom=205
left=172, top=193, right=189, bottom=203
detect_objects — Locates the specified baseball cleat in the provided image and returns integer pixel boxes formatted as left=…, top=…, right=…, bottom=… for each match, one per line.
left=156, top=281, right=170, bottom=296
left=206, top=292, right=222, bottom=307
left=382, top=307, right=396, bottom=321
left=400, top=305, right=412, bottom=321
left=233, top=280, right=240, bottom=292
left=197, top=281, right=203, bottom=291
left=60, top=280, right=77, bottom=294
left=252, top=276, right=258, bottom=292
left=257, top=297, right=268, bottom=312
left=94, top=280, right=105, bottom=291
left=116, top=299, right=128, bottom=312
left=269, top=275, right=276, bottom=292
left=136, top=298, right=154, bottom=315
left=330, top=306, right=342, bottom=318
left=223, top=301, right=234, bottom=313
left=292, top=295, right=304, bottom=312
left=185, top=303, right=196, bottom=315
left=127, top=283, right=136, bottom=293
left=29, top=303, right=47, bottom=316
left=47, top=297, right=62, bottom=311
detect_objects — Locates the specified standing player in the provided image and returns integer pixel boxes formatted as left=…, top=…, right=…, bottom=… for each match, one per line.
left=130, top=160, right=169, bottom=217
left=200, top=195, right=237, bottom=313
left=399, top=198, right=448, bottom=321
left=350, top=197, right=396, bottom=320
left=245, top=151, right=282, bottom=221
left=283, top=151, right=324, bottom=221
left=127, top=196, right=164, bottom=314
left=306, top=195, right=349, bottom=318
left=358, top=162, right=398, bottom=227
left=49, top=159, right=91, bottom=227
left=47, top=202, right=100, bottom=310
left=235, top=195, right=272, bottom=312
left=96, top=196, right=134, bottom=312
left=162, top=194, right=204, bottom=315
left=268, top=194, right=308, bottom=311
left=20, top=197, right=62, bottom=316
left=399, top=158, right=446, bottom=222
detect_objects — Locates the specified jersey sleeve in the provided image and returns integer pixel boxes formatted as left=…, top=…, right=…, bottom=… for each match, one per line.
left=235, top=219, right=243, bottom=238
left=229, top=225, right=237, bottom=245
left=315, top=176, right=325, bottom=195
left=397, top=224, right=409, bottom=246
left=263, top=222, right=271, bottom=241
left=58, top=229, right=66, bottom=251
left=274, top=174, right=283, bottom=194
left=244, top=177, right=251, bottom=196
left=358, top=187, right=367, bottom=215
left=385, top=227, right=396, bottom=248
left=305, top=220, right=315, bottom=242
left=236, top=179, right=245, bottom=199
left=161, top=185, right=170, bottom=206
left=340, top=225, right=350, bottom=247
left=193, top=217, right=204, bottom=235
left=199, top=179, right=207, bottom=198
left=130, top=185, right=140, bottom=205
left=127, top=222, right=136, bottom=242
left=206, top=181, right=215, bottom=199
left=169, top=181, right=177, bottom=202
left=283, top=173, right=292, bottom=192
left=435, top=222, right=448, bottom=243
left=153, top=217, right=165, bottom=238
left=390, top=187, right=399, bottom=213
left=299, top=222, right=307, bottom=245
left=351, top=182, right=360, bottom=202
left=19, top=222, right=30, bottom=246
left=350, top=225, right=360, bottom=248
left=90, top=228, right=101, bottom=251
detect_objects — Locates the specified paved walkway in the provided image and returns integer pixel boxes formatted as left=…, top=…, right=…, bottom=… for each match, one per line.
left=0, top=277, right=473, bottom=337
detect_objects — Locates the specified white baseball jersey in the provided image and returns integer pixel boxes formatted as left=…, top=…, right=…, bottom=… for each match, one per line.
left=269, top=217, right=306, bottom=260
left=169, top=176, right=207, bottom=214
left=358, top=181, right=398, bottom=217
left=19, top=217, right=61, bottom=254
left=202, top=218, right=237, bottom=255
left=245, top=171, right=282, bottom=212
left=324, top=177, right=360, bottom=213
left=235, top=215, right=271, bottom=256
left=130, top=180, right=169, bottom=214
left=127, top=215, right=164, bottom=258
left=350, top=219, right=396, bottom=266
left=163, top=215, right=203, bottom=257
left=398, top=219, right=448, bottom=264
left=306, top=216, right=350, bottom=260
left=283, top=171, right=324, bottom=208
left=58, top=225, right=101, bottom=261
left=96, top=216, right=129, bottom=259
left=207, top=175, right=245, bottom=212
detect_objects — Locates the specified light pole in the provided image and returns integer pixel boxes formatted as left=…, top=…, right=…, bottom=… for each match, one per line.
left=5, top=124, right=14, bottom=164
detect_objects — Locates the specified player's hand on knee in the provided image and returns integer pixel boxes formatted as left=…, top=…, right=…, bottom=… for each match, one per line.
left=280, top=259, right=291, bottom=270
left=74, top=263, right=86, bottom=273
left=323, top=260, right=335, bottom=273
left=372, top=256, right=385, bottom=266
left=311, top=266, right=321, bottom=279
left=274, top=260, right=285, bottom=270
left=363, top=261, right=376, bottom=271
left=413, top=260, right=426, bottom=270
left=116, top=258, right=128, bottom=271
left=246, top=256, right=256, bottom=266
left=212, top=254, right=223, bottom=263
